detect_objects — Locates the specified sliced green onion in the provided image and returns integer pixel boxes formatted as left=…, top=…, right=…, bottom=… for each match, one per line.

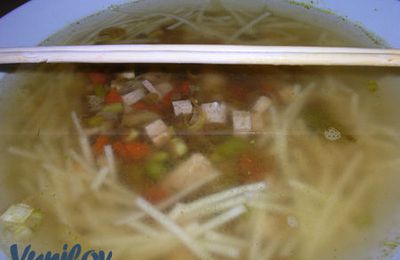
left=214, top=137, right=248, bottom=159
left=367, top=80, right=378, bottom=93
left=170, top=138, right=187, bottom=157
left=94, top=85, right=107, bottom=97
left=102, top=103, right=124, bottom=113
left=87, top=115, right=104, bottom=127
left=145, top=161, right=167, bottom=180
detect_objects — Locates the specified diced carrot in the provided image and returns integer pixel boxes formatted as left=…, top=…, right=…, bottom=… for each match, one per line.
left=180, top=82, right=191, bottom=96
left=162, top=91, right=173, bottom=106
left=112, top=141, right=151, bottom=161
left=105, top=89, right=122, bottom=104
left=131, top=101, right=147, bottom=110
left=237, top=152, right=269, bottom=183
left=92, top=136, right=110, bottom=156
left=124, top=142, right=151, bottom=161
left=132, top=101, right=162, bottom=114
left=112, top=141, right=127, bottom=158
left=143, top=185, right=169, bottom=203
left=89, top=72, right=109, bottom=85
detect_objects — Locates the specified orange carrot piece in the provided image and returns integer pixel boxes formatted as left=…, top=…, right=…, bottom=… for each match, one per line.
left=144, top=185, right=169, bottom=203
left=112, top=141, right=127, bottom=158
left=92, top=136, right=110, bottom=156
left=89, top=72, right=109, bottom=85
left=131, top=101, right=147, bottom=110
left=112, top=141, right=151, bottom=161
left=180, top=82, right=191, bottom=96
left=124, top=142, right=151, bottom=161
left=105, top=89, right=122, bottom=104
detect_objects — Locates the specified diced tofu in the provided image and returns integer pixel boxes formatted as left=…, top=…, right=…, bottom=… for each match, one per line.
left=162, top=153, right=220, bottom=192
left=142, top=80, right=173, bottom=98
left=252, top=96, right=272, bottom=113
left=172, top=100, right=193, bottom=116
left=119, top=71, right=135, bottom=80
left=145, top=119, right=171, bottom=146
left=142, top=80, right=161, bottom=97
left=232, top=110, right=252, bottom=134
left=201, top=102, right=227, bottom=123
left=122, top=89, right=146, bottom=106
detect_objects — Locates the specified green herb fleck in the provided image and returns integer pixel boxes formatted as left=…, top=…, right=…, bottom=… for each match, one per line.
left=367, top=80, right=378, bottom=93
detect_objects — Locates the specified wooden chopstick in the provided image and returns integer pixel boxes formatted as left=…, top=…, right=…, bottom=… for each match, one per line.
left=0, top=44, right=400, bottom=66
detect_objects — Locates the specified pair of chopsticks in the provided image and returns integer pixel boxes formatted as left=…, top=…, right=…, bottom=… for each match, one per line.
left=0, top=44, right=400, bottom=66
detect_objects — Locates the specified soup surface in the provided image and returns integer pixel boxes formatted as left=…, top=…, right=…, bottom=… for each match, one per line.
left=1, top=1, right=400, bottom=260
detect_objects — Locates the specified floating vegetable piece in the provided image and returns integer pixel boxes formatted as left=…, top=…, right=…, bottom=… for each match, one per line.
left=172, top=100, right=193, bottom=116
left=145, top=119, right=171, bottom=146
left=124, top=129, right=140, bottom=142
left=179, top=82, right=191, bottom=96
left=122, top=89, right=146, bottom=106
left=232, top=110, right=252, bottom=135
left=145, top=152, right=170, bottom=180
left=162, top=153, right=220, bottom=193
left=143, top=80, right=162, bottom=97
left=213, top=137, right=248, bottom=160
left=122, top=111, right=159, bottom=127
left=92, top=136, right=110, bottom=156
left=144, top=185, right=170, bottom=203
left=94, top=85, right=107, bottom=97
left=169, top=138, right=188, bottom=157
left=113, top=141, right=151, bottom=161
left=367, top=80, right=378, bottom=93
left=102, top=103, right=124, bottom=113
left=105, top=89, right=122, bottom=104
left=87, top=115, right=104, bottom=127
left=0, top=203, right=44, bottom=241
left=201, top=102, right=227, bottom=123
left=118, top=71, right=135, bottom=80
left=89, top=72, right=109, bottom=85
left=1, top=204, right=34, bottom=224
left=187, top=108, right=206, bottom=131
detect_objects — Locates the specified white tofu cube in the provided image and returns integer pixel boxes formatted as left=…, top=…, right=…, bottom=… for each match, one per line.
left=142, top=80, right=161, bottom=97
left=232, top=110, right=252, bottom=134
left=122, top=89, right=145, bottom=106
left=162, top=153, right=220, bottom=192
left=172, top=100, right=193, bottom=116
left=252, top=96, right=272, bottom=113
left=144, top=119, right=170, bottom=146
left=119, top=71, right=135, bottom=79
left=201, top=102, right=227, bottom=123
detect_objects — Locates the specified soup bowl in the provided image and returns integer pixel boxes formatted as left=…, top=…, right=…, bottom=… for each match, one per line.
left=0, top=0, right=399, bottom=259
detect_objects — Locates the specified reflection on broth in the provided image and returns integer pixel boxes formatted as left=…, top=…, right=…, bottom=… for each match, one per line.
left=1, top=2, right=400, bottom=260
